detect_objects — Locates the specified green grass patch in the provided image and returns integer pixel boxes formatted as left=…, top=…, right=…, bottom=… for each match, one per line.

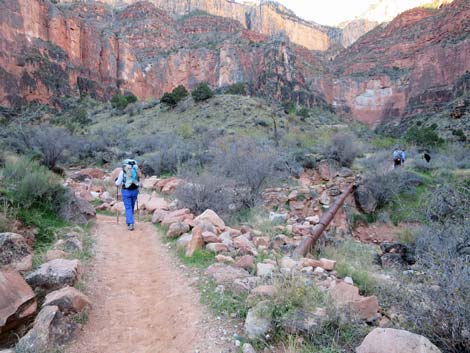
left=370, top=136, right=399, bottom=149
left=18, top=208, right=68, bottom=250
left=177, top=248, right=215, bottom=268
left=388, top=184, right=429, bottom=225
left=198, top=279, right=249, bottom=318
left=319, top=240, right=379, bottom=296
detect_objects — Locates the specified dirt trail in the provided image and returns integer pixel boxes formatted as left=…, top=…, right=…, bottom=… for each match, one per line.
left=67, top=215, right=232, bottom=353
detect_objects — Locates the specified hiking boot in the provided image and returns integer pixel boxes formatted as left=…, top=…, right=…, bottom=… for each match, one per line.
left=128, top=224, right=134, bottom=231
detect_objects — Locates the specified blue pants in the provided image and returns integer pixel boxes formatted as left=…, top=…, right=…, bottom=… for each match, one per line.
left=121, top=188, right=139, bottom=225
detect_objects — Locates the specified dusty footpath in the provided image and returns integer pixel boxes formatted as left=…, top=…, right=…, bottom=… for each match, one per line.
left=66, top=215, right=236, bottom=353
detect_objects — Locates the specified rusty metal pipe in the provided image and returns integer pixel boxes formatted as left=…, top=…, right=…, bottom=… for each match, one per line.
left=292, top=183, right=355, bottom=259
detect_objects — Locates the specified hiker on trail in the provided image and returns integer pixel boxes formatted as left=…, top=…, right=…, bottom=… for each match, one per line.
left=393, top=148, right=406, bottom=168
left=115, top=159, right=142, bottom=231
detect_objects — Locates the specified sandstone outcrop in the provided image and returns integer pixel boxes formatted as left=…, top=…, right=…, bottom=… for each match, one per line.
left=0, top=271, right=37, bottom=338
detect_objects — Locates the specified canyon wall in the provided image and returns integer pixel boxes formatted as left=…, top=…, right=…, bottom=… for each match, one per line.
left=0, top=0, right=469, bottom=128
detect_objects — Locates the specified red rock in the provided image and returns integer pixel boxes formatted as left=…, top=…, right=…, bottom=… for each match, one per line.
left=235, top=255, right=255, bottom=271
left=152, top=210, right=169, bottom=224
left=161, top=209, right=193, bottom=225
left=0, top=270, right=37, bottom=335
left=300, top=258, right=322, bottom=268
left=215, top=255, right=235, bottom=264
left=205, top=243, right=228, bottom=253
left=141, top=196, right=169, bottom=212
left=43, top=286, right=91, bottom=314
left=186, top=226, right=203, bottom=257
left=206, top=263, right=250, bottom=285
left=233, top=236, right=257, bottom=255
left=167, top=222, right=190, bottom=238
left=202, top=231, right=219, bottom=244
left=161, top=178, right=184, bottom=194
left=77, top=168, right=105, bottom=179
left=250, top=285, right=276, bottom=298
left=319, top=258, right=336, bottom=271
left=329, top=282, right=379, bottom=321
left=254, top=236, right=269, bottom=248
left=194, top=209, right=225, bottom=230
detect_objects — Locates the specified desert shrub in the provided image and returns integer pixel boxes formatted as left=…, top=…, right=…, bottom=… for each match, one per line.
left=225, top=82, right=246, bottom=95
left=296, top=107, right=310, bottom=119
left=364, top=169, right=423, bottom=209
left=322, top=132, right=361, bottom=167
left=0, top=156, right=68, bottom=213
left=172, top=85, right=189, bottom=101
left=192, top=82, right=214, bottom=102
left=425, top=181, right=469, bottom=223
left=404, top=126, right=444, bottom=147
left=111, top=93, right=137, bottom=110
left=175, top=173, right=234, bottom=216
left=358, top=150, right=390, bottom=172
left=451, top=128, right=466, bottom=141
left=160, top=92, right=178, bottom=107
left=7, top=125, right=78, bottom=170
left=402, top=221, right=470, bottom=353
left=282, top=101, right=296, bottom=114
left=161, top=85, right=189, bottom=108
left=211, top=137, right=282, bottom=208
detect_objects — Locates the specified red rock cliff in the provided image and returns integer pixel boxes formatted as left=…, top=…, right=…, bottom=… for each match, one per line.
left=329, top=0, right=470, bottom=126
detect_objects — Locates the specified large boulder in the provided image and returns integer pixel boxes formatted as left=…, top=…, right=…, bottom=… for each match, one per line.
left=330, top=282, right=379, bottom=321
left=0, top=233, right=33, bottom=272
left=356, top=328, right=442, bottom=353
left=318, top=159, right=340, bottom=181
left=43, top=286, right=91, bottom=314
left=206, top=263, right=250, bottom=285
left=0, top=271, right=37, bottom=336
left=25, top=259, right=81, bottom=292
left=194, top=209, right=225, bottom=230
left=355, top=185, right=377, bottom=214
left=161, top=209, right=193, bottom=225
left=244, top=301, right=273, bottom=339
left=16, top=305, right=77, bottom=353
left=140, top=195, right=169, bottom=213
left=167, top=222, right=190, bottom=238
left=185, top=226, right=204, bottom=257
left=60, top=194, right=96, bottom=224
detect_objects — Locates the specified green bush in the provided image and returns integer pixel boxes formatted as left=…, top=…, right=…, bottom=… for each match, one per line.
left=172, top=85, right=189, bottom=101
left=111, top=93, right=138, bottom=110
left=192, top=83, right=214, bottom=102
left=296, top=107, right=310, bottom=119
left=1, top=156, right=68, bottom=213
left=0, top=156, right=69, bottom=249
left=282, top=100, right=296, bottom=114
left=404, top=126, right=444, bottom=147
left=225, top=83, right=246, bottom=95
left=161, top=85, right=188, bottom=108
left=160, top=92, right=178, bottom=107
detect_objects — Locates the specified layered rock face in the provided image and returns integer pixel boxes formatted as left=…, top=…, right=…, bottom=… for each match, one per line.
left=0, top=0, right=329, bottom=109
left=329, top=0, right=470, bottom=126
left=0, top=0, right=469, bottom=128
left=58, top=0, right=338, bottom=51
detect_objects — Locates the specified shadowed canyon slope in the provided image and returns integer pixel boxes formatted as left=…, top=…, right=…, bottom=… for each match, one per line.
left=0, top=0, right=469, bottom=126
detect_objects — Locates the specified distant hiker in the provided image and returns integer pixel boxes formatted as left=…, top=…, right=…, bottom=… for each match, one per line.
left=393, top=149, right=406, bottom=168
left=115, top=159, right=142, bottom=231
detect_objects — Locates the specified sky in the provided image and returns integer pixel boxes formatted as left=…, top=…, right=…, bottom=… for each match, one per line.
left=274, top=0, right=376, bottom=26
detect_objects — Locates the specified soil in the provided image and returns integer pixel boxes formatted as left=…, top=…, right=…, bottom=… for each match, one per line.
left=66, top=215, right=238, bottom=353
